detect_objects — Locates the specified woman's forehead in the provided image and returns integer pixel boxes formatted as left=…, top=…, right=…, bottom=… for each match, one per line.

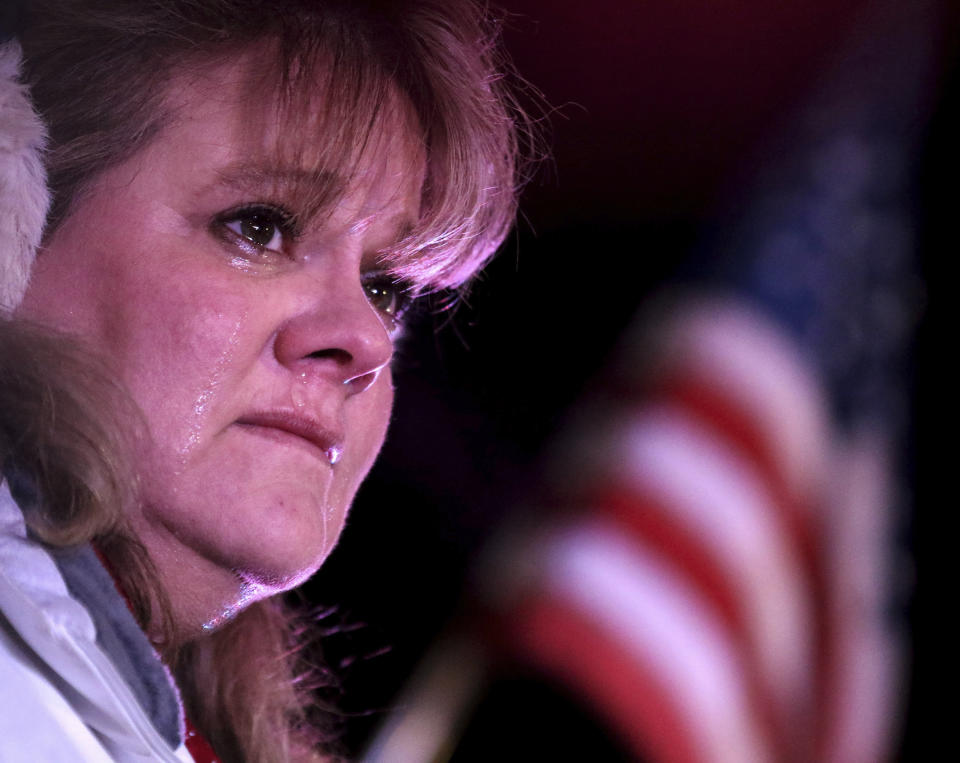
left=171, top=50, right=424, bottom=202
left=153, top=51, right=426, bottom=253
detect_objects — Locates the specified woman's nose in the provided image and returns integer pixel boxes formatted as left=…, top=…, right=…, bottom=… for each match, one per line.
left=272, top=281, right=394, bottom=394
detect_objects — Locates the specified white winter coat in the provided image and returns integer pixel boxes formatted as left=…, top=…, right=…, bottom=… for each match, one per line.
left=0, top=480, right=195, bottom=762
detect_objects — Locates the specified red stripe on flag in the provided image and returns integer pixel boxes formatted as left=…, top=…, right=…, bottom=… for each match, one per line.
left=505, top=591, right=702, bottom=763
left=651, top=376, right=816, bottom=565
left=594, top=487, right=790, bottom=760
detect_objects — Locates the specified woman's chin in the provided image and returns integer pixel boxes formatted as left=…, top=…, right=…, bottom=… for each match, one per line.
left=138, top=505, right=340, bottom=643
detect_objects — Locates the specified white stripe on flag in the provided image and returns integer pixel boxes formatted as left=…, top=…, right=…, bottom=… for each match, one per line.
left=615, top=403, right=814, bottom=720
left=639, top=297, right=830, bottom=504
left=542, top=520, right=773, bottom=763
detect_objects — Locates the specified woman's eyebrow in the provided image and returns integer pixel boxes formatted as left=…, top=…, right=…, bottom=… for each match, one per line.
left=209, top=162, right=422, bottom=251
left=210, top=163, right=348, bottom=217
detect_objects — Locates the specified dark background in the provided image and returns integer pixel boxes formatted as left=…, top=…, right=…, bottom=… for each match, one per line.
left=305, top=0, right=949, bottom=757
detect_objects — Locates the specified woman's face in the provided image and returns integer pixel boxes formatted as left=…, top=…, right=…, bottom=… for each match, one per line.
left=17, top=57, right=424, bottom=636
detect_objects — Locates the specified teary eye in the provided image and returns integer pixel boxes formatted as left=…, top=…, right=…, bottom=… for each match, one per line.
left=362, top=273, right=413, bottom=324
left=233, top=214, right=280, bottom=249
left=217, top=204, right=296, bottom=255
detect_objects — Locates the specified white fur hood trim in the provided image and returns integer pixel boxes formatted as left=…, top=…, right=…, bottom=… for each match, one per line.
left=0, top=40, right=48, bottom=313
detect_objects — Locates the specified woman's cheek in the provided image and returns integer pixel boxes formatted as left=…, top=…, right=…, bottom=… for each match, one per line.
left=117, top=288, right=257, bottom=463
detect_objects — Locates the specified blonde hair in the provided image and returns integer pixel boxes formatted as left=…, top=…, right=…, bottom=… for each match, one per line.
left=4, top=1, right=530, bottom=759
left=20, top=0, right=528, bottom=291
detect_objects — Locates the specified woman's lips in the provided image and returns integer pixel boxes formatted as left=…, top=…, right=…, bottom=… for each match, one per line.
left=234, top=412, right=343, bottom=465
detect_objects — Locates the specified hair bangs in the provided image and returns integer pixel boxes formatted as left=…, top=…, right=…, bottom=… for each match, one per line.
left=24, top=0, right=526, bottom=293
left=252, top=31, right=410, bottom=234
left=257, top=2, right=523, bottom=294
